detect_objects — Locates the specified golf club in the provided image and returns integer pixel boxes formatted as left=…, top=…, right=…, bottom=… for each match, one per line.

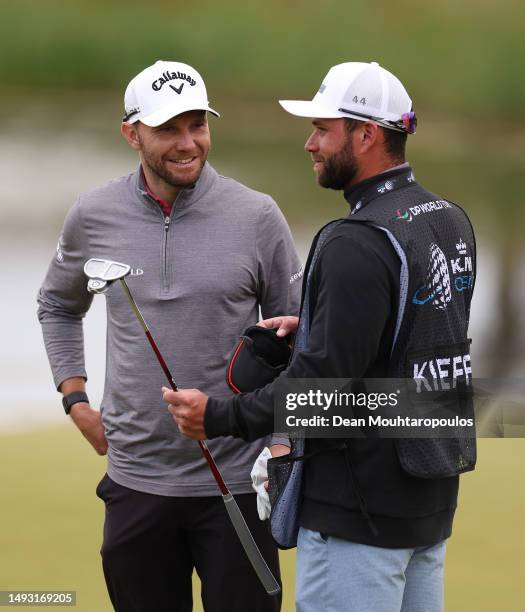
left=84, top=258, right=280, bottom=596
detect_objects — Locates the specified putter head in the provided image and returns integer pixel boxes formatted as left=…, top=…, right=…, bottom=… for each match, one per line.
left=84, top=258, right=131, bottom=294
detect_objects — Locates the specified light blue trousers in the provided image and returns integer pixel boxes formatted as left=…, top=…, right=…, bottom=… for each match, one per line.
left=296, top=527, right=446, bottom=612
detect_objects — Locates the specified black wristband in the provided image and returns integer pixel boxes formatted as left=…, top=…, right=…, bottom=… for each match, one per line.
left=62, top=391, right=89, bottom=415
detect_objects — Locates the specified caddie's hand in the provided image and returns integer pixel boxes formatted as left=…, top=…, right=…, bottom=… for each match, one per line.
left=269, top=443, right=291, bottom=458
left=163, top=387, right=208, bottom=440
left=69, top=403, right=108, bottom=455
left=257, top=315, right=299, bottom=338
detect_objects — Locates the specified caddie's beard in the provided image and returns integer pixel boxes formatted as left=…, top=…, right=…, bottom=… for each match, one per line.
left=139, top=141, right=206, bottom=190
left=317, top=136, right=358, bottom=190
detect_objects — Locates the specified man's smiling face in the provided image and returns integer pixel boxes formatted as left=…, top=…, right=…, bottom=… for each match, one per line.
left=134, top=109, right=211, bottom=192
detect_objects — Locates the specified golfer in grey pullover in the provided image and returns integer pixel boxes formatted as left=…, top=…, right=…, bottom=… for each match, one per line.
left=37, top=61, right=301, bottom=612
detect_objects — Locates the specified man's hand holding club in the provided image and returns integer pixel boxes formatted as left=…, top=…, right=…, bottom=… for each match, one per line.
left=163, top=387, right=208, bottom=440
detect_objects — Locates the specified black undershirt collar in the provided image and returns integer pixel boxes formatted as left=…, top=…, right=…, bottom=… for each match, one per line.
left=344, top=163, right=413, bottom=213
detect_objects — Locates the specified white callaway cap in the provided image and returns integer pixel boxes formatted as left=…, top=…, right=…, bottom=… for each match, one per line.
left=123, top=60, right=220, bottom=126
left=279, top=61, right=416, bottom=133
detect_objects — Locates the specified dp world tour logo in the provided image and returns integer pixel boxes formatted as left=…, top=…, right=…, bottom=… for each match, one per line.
left=395, top=208, right=413, bottom=222
left=412, top=243, right=452, bottom=310
left=394, top=200, right=452, bottom=223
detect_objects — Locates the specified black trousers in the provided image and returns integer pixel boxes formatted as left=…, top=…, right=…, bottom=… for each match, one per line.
left=96, top=474, right=281, bottom=612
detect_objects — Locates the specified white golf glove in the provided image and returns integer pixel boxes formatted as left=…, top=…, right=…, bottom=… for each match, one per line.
left=250, top=447, right=272, bottom=520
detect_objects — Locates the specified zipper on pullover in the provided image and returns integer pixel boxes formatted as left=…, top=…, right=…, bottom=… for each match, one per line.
left=162, top=215, right=171, bottom=293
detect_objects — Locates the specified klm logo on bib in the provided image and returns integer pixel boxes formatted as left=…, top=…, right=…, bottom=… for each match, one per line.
left=450, top=239, right=474, bottom=292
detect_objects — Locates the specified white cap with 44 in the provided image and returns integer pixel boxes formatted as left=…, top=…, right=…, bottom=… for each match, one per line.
left=123, top=60, right=220, bottom=126
left=279, top=61, right=416, bottom=133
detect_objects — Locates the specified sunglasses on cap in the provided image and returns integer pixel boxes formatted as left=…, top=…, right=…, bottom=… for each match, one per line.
left=338, top=108, right=417, bottom=134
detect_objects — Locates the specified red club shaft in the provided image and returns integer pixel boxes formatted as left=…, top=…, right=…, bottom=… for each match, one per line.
left=120, top=278, right=229, bottom=496
left=143, top=331, right=229, bottom=495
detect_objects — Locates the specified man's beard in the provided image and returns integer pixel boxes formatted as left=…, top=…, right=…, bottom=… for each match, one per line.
left=139, top=138, right=205, bottom=190
left=317, top=137, right=358, bottom=190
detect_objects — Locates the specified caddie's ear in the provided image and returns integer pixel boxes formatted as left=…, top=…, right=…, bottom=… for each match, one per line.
left=355, top=121, right=380, bottom=154
left=121, top=121, right=141, bottom=151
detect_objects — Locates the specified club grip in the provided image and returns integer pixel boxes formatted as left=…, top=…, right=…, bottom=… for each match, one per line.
left=222, top=493, right=281, bottom=596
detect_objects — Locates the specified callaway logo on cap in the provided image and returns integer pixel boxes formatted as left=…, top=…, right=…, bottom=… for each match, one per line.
left=279, top=61, right=416, bottom=134
left=123, top=60, right=220, bottom=126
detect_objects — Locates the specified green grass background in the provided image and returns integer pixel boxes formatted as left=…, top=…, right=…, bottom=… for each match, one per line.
left=1, top=427, right=523, bottom=611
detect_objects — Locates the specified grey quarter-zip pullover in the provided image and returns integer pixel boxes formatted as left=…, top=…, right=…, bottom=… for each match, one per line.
left=38, top=162, right=302, bottom=496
